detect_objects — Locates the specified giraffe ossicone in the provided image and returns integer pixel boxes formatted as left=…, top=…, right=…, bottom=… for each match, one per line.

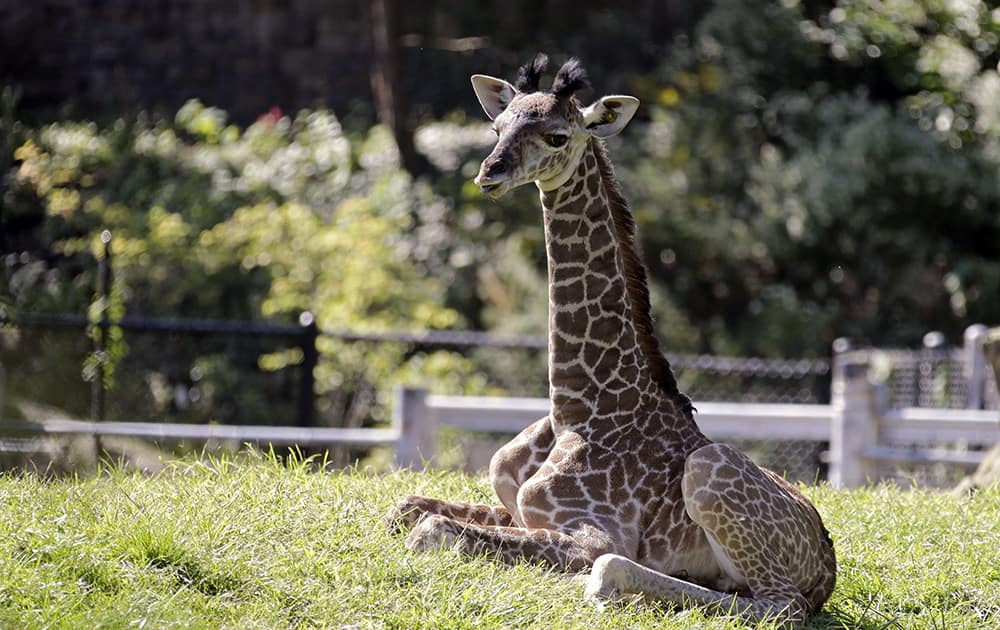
left=386, top=53, right=836, bottom=624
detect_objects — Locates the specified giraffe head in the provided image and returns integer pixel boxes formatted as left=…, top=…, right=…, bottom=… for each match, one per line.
left=471, top=54, right=639, bottom=198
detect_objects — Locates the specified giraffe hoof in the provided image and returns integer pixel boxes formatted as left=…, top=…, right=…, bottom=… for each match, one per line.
left=405, top=514, right=459, bottom=552
left=583, top=582, right=617, bottom=610
left=384, top=495, right=425, bottom=534
left=583, top=554, right=627, bottom=608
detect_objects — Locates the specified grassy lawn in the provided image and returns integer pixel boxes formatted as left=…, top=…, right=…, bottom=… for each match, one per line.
left=0, top=451, right=997, bottom=629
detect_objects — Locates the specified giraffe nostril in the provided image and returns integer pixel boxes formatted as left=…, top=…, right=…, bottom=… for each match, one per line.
left=484, top=159, right=508, bottom=178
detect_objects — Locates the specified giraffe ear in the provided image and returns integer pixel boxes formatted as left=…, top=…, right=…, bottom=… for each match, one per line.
left=581, top=95, right=640, bottom=138
left=471, top=75, right=517, bottom=120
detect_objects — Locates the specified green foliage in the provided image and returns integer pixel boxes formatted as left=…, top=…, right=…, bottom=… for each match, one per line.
left=615, top=0, right=1000, bottom=355
left=3, top=101, right=485, bottom=425
left=0, top=458, right=997, bottom=628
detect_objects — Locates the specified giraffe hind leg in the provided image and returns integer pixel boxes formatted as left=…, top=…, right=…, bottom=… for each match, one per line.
left=678, top=443, right=820, bottom=623
left=584, top=554, right=804, bottom=624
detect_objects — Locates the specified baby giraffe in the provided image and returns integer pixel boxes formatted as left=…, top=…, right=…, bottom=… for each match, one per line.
left=386, top=54, right=836, bottom=624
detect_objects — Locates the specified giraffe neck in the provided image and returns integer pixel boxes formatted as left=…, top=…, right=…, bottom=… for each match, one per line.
left=538, top=139, right=692, bottom=433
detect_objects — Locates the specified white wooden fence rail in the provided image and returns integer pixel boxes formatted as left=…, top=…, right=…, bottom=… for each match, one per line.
left=396, top=387, right=996, bottom=487
left=4, top=350, right=996, bottom=487
left=8, top=418, right=398, bottom=448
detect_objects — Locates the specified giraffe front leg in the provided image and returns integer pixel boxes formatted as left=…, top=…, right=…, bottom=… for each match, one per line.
left=384, top=495, right=515, bottom=534
left=677, top=443, right=834, bottom=623
left=388, top=416, right=554, bottom=534
left=489, top=416, right=554, bottom=521
left=404, top=516, right=615, bottom=572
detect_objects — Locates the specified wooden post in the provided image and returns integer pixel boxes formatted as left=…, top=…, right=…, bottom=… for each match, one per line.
left=985, top=328, right=1000, bottom=406
left=829, top=348, right=877, bottom=487
left=393, top=386, right=435, bottom=470
left=963, top=324, right=988, bottom=410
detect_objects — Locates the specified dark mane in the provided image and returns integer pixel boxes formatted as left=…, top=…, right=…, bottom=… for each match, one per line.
left=591, top=139, right=694, bottom=415
left=515, top=53, right=548, bottom=93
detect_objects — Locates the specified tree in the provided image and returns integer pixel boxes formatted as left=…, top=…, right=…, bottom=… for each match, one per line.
left=367, top=0, right=430, bottom=176
left=611, top=0, right=1000, bottom=356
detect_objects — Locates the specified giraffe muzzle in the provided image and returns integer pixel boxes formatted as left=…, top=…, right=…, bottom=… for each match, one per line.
left=474, top=174, right=510, bottom=198
left=480, top=181, right=503, bottom=195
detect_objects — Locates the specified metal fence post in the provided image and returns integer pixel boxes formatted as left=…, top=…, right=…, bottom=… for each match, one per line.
left=829, top=346, right=877, bottom=488
left=393, top=386, right=435, bottom=470
left=964, top=324, right=988, bottom=410
left=298, top=311, right=318, bottom=428
left=91, top=230, right=113, bottom=421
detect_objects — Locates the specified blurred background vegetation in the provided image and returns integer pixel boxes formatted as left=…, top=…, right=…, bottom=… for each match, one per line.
left=1, top=0, right=999, bottom=432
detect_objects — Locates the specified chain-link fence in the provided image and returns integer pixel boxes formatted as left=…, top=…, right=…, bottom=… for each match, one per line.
left=674, top=355, right=830, bottom=404
left=3, top=313, right=834, bottom=477
left=867, top=342, right=998, bottom=488
left=1, top=314, right=310, bottom=427
left=4, top=312, right=995, bottom=486
left=1, top=316, right=311, bottom=470
left=447, top=349, right=833, bottom=482
left=676, top=355, right=831, bottom=484
left=877, top=348, right=999, bottom=411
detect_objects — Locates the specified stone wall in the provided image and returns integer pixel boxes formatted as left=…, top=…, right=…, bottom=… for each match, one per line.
left=0, top=0, right=372, bottom=122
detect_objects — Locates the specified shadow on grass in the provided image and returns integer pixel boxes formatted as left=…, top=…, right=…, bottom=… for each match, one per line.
left=815, top=598, right=906, bottom=630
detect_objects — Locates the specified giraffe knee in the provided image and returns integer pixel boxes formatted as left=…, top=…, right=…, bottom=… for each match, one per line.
left=552, top=524, right=623, bottom=571
left=489, top=447, right=522, bottom=510
left=681, top=443, right=749, bottom=527
left=489, top=418, right=552, bottom=513
left=681, top=447, right=719, bottom=524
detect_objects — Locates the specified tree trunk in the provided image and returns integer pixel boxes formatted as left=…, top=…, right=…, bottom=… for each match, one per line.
left=366, top=0, right=429, bottom=176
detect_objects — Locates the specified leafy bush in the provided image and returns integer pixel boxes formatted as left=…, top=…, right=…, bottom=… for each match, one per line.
left=3, top=102, right=489, bottom=426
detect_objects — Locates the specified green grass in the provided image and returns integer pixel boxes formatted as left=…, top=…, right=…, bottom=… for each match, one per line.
left=0, top=452, right=997, bottom=629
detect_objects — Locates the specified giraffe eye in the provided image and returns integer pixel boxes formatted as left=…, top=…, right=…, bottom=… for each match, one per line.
left=545, top=134, right=569, bottom=148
